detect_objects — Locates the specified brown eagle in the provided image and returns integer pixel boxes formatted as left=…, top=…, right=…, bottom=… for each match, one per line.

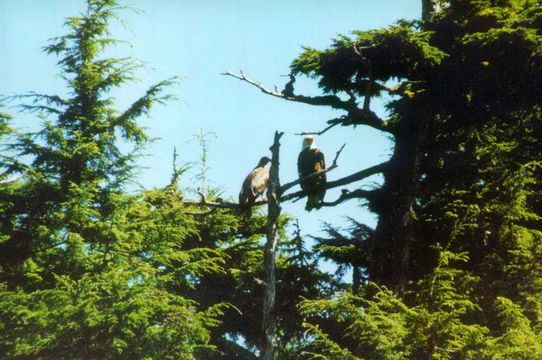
left=239, top=156, right=271, bottom=217
left=298, top=136, right=326, bottom=211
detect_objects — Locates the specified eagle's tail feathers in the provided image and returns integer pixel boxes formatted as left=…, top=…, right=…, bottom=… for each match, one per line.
left=305, top=194, right=322, bottom=211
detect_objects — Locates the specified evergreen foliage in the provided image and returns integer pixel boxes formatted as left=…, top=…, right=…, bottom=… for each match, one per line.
left=0, top=4, right=336, bottom=358
left=287, top=0, right=542, bottom=358
left=0, top=1, right=221, bottom=358
left=2, top=0, right=542, bottom=358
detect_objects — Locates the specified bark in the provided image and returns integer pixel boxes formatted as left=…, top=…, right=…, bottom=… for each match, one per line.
left=260, top=131, right=283, bottom=360
left=370, top=112, right=429, bottom=294
left=353, top=265, right=361, bottom=295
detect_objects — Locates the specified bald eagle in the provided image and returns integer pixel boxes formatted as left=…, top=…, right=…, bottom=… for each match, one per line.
left=239, top=156, right=271, bottom=217
left=298, top=136, right=326, bottom=211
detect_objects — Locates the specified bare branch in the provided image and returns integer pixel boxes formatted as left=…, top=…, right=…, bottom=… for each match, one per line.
left=222, top=70, right=354, bottom=110
left=223, top=70, right=391, bottom=133
left=169, top=146, right=190, bottom=190
left=180, top=157, right=386, bottom=210
left=327, top=161, right=387, bottom=188
left=196, top=190, right=207, bottom=203
left=280, top=143, right=346, bottom=194
left=320, top=188, right=375, bottom=207
left=295, top=122, right=339, bottom=136
left=222, top=70, right=283, bottom=96
left=280, top=161, right=387, bottom=202
left=181, top=194, right=239, bottom=209
left=181, top=158, right=385, bottom=211
left=180, top=197, right=267, bottom=210
left=180, top=190, right=267, bottom=210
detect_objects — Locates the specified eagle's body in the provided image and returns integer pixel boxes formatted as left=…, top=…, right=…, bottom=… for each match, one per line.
left=239, top=156, right=271, bottom=217
left=297, top=136, right=326, bottom=211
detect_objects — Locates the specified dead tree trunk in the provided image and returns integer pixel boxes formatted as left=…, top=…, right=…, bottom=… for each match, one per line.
left=261, top=131, right=283, bottom=360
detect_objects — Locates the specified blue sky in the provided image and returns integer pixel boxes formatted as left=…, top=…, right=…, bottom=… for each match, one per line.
left=1, top=0, right=421, bottom=257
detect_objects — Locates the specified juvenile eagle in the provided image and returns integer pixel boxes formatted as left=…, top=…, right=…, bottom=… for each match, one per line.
left=298, top=136, right=326, bottom=211
left=239, top=156, right=271, bottom=217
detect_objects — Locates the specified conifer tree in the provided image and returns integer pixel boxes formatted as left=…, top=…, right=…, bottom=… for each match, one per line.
left=0, top=1, right=223, bottom=358
left=226, top=0, right=542, bottom=357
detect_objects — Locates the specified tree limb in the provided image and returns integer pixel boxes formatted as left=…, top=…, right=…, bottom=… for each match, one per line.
left=295, top=122, right=339, bottom=136
left=280, top=161, right=387, bottom=202
left=326, top=161, right=387, bottom=188
left=223, top=70, right=391, bottom=133
left=181, top=196, right=267, bottom=210
left=180, top=161, right=387, bottom=209
left=320, top=188, right=375, bottom=207
left=222, top=70, right=355, bottom=110
left=181, top=190, right=241, bottom=209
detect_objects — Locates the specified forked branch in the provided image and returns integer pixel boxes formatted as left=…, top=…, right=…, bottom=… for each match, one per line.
left=221, top=70, right=355, bottom=111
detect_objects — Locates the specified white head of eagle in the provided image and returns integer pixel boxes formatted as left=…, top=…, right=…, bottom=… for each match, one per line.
left=297, top=136, right=326, bottom=211
left=302, top=136, right=316, bottom=150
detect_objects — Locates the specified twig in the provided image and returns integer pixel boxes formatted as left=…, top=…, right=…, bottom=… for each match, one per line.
left=222, top=70, right=285, bottom=98
left=295, top=122, right=339, bottom=136
left=280, top=143, right=346, bottom=194
left=319, top=188, right=375, bottom=207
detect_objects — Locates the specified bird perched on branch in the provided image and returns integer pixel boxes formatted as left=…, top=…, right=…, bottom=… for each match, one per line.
left=239, top=156, right=271, bottom=217
left=298, top=136, right=326, bottom=211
